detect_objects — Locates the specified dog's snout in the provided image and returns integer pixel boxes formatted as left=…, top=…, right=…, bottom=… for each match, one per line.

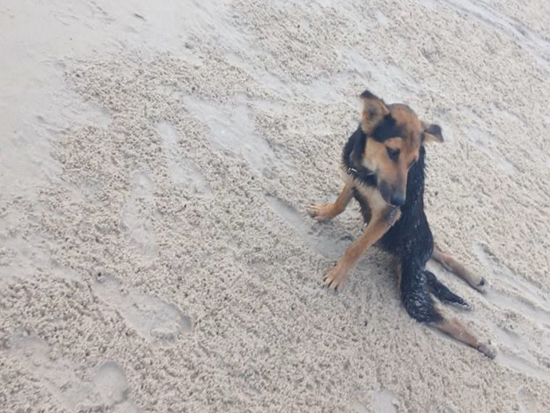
left=390, top=193, right=406, bottom=207
left=379, top=181, right=406, bottom=206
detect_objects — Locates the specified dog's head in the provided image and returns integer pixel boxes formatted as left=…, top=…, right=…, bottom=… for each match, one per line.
left=357, top=90, right=443, bottom=206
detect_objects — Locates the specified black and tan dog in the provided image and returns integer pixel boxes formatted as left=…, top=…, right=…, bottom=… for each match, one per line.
left=307, top=90, right=495, bottom=358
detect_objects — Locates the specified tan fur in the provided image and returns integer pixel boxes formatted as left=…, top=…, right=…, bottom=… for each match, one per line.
left=306, top=181, right=354, bottom=222
left=361, top=104, right=424, bottom=201
left=323, top=203, right=401, bottom=290
left=434, top=318, right=495, bottom=358
left=360, top=94, right=389, bottom=133
left=353, top=182, right=387, bottom=213
left=307, top=90, right=493, bottom=358
left=432, top=246, right=486, bottom=292
left=307, top=94, right=442, bottom=290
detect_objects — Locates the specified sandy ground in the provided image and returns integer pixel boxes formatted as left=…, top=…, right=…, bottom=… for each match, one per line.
left=1, top=0, right=550, bottom=411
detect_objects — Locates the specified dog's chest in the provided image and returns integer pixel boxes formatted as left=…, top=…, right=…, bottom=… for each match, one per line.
left=352, top=181, right=387, bottom=214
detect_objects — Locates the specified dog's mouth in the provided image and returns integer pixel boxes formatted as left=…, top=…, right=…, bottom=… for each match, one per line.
left=344, top=164, right=405, bottom=206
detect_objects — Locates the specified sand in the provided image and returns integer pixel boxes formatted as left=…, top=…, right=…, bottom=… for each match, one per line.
left=1, top=0, right=550, bottom=411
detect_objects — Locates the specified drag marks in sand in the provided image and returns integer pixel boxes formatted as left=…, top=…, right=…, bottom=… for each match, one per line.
left=437, top=0, right=550, bottom=73
left=265, top=195, right=351, bottom=260
left=463, top=126, right=519, bottom=174
left=473, top=243, right=550, bottom=382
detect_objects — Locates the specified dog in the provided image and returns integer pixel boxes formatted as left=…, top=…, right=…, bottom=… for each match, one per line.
left=306, top=90, right=495, bottom=358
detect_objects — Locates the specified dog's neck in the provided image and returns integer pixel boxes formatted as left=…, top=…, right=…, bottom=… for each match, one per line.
left=345, top=164, right=376, bottom=185
left=342, top=126, right=377, bottom=188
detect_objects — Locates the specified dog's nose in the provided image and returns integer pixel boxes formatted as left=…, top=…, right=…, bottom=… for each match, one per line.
left=390, top=194, right=405, bottom=206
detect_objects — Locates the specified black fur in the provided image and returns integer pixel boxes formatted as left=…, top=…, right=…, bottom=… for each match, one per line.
left=372, top=115, right=404, bottom=143
left=425, top=271, right=468, bottom=308
left=380, top=147, right=441, bottom=322
left=342, top=126, right=377, bottom=188
left=343, top=131, right=462, bottom=324
left=423, top=124, right=443, bottom=142
left=360, top=90, right=380, bottom=100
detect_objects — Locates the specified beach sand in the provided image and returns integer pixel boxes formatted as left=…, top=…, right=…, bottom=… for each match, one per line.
left=1, top=0, right=550, bottom=411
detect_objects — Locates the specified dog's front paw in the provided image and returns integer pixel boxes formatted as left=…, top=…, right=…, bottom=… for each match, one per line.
left=306, top=204, right=336, bottom=222
left=323, top=263, right=349, bottom=292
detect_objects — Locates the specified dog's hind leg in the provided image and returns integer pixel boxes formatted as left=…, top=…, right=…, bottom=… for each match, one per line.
left=400, top=260, right=442, bottom=324
left=434, top=318, right=496, bottom=359
left=425, top=271, right=469, bottom=309
left=306, top=181, right=354, bottom=222
left=400, top=260, right=495, bottom=358
left=432, top=245, right=486, bottom=293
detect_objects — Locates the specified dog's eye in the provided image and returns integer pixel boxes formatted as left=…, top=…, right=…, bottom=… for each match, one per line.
left=386, top=147, right=400, bottom=162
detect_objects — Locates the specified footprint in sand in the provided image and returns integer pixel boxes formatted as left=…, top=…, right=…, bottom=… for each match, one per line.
left=121, top=170, right=158, bottom=260
left=265, top=195, right=351, bottom=260
left=4, top=334, right=138, bottom=412
left=517, top=386, right=541, bottom=413
left=93, top=361, right=130, bottom=406
left=92, top=271, right=192, bottom=341
left=372, top=389, right=399, bottom=413
left=156, top=119, right=212, bottom=195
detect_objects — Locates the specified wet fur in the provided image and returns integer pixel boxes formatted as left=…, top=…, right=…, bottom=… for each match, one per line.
left=346, top=126, right=462, bottom=322
left=308, top=90, right=495, bottom=358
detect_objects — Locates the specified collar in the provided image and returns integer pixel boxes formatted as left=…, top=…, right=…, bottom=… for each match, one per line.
left=346, top=165, right=374, bottom=178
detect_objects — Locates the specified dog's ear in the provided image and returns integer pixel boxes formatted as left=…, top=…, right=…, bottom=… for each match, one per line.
left=359, top=90, right=390, bottom=133
left=422, top=122, right=444, bottom=144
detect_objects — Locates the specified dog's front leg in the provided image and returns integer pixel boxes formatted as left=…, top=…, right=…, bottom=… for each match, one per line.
left=306, top=181, right=354, bottom=222
left=324, top=206, right=401, bottom=291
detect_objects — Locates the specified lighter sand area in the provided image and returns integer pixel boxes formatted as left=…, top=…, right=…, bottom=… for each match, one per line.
left=1, top=0, right=550, bottom=412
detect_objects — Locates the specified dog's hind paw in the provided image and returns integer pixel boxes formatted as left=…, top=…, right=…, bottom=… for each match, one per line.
left=477, top=341, right=497, bottom=359
left=306, top=204, right=337, bottom=222
left=473, top=277, right=488, bottom=294
left=451, top=300, right=471, bottom=311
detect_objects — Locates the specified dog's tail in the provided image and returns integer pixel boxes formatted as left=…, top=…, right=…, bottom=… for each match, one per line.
left=425, top=271, right=469, bottom=308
